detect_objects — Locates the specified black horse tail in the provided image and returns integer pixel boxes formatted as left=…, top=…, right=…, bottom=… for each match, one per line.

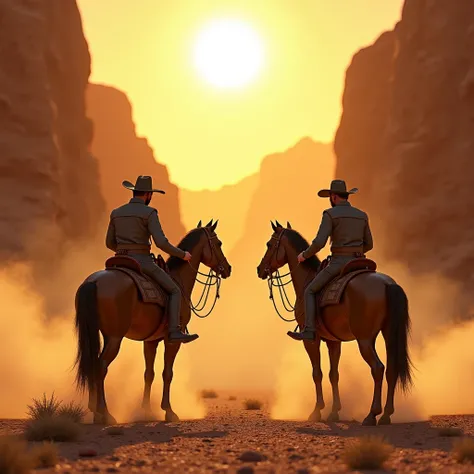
left=74, top=281, right=101, bottom=393
left=385, top=283, right=414, bottom=393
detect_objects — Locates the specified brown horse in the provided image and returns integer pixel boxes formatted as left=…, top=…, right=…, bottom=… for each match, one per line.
left=257, top=221, right=413, bottom=426
left=74, top=220, right=231, bottom=424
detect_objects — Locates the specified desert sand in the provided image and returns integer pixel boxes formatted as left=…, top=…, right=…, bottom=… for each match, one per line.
left=2, top=395, right=474, bottom=473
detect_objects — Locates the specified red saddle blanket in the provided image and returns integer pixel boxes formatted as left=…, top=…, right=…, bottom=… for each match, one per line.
left=319, top=257, right=377, bottom=308
left=105, top=255, right=169, bottom=307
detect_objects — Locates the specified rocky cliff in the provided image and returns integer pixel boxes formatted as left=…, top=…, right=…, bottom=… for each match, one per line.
left=86, top=84, right=185, bottom=246
left=334, top=1, right=474, bottom=288
left=0, top=0, right=105, bottom=265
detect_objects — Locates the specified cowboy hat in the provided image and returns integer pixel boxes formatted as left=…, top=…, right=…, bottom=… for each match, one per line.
left=122, top=176, right=165, bottom=194
left=317, top=179, right=358, bottom=198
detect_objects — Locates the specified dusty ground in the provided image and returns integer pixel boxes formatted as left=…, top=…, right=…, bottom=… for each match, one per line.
left=1, top=395, right=474, bottom=473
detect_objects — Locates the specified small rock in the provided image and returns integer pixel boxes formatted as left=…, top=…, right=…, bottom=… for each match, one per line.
left=236, top=468, right=254, bottom=474
left=238, top=451, right=266, bottom=463
left=79, top=448, right=98, bottom=457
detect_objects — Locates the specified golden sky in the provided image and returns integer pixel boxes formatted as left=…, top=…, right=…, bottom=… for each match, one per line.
left=78, top=0, right=402, bottom=191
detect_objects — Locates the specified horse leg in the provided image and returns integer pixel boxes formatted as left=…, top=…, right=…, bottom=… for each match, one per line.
left=326, top=341, right=342, bottom=422
left=303, top=338, right=325, bottom=422
left=357, top=338, right=385, bottom=426
left=94, top=335, right=122, bottom=425
left=378, top=327, right=395, bottom=425
left=141, top=339, right=160, bottom=420
left=161, top=341, right=181, bottom=422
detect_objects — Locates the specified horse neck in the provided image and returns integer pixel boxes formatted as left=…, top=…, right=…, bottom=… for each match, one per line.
left=170, top=245, right=202, bottom=295
left=285, top=243, right=316, bottom=296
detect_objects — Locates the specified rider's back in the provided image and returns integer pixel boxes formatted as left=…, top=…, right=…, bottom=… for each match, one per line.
left=110, top=199, right=155, bottom=247
left=325, top=202, right=371, bottom=251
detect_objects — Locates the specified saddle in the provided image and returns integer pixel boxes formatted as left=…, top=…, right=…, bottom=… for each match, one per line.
left=105, top=254, right=170, bottom=307
left=318, top=257, right=377, bottom=308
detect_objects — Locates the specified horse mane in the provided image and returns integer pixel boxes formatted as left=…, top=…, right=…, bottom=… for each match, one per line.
left=166, top=228, right=203, bottom=271
left=285, top=229, right=321, bottom=271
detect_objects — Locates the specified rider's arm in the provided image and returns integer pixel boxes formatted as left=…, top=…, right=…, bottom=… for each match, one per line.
left=148, top=210, right=186, bottom=259
left=105, top=217, right=117, bottom=251
left=302, top=211, right=332, bottom=258
left=363, top=216, right=373, bottom=253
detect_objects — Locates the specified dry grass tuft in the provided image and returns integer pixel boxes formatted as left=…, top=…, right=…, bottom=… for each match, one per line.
left=26, top=393, right=62, bottom=420
left=453, top=438, right=474, bottom=463
left=343, top=435, right=393, bottom=470
left=57, top=401, right=87, bottom=423
left=25, top=416, right=80, bottom=442
left=201, top=389, right=218, bottom=399
left=30, top=442, right=59, bottom=468
left=243, top=399, right=263, bottom=410
left=439, top=427, right=463, bottom=437
left=0, top=436, right=31, bottom=474
left=105, top=426, right=125, bottom=436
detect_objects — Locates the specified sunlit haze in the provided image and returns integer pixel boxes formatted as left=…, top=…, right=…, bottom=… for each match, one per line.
left=78, top=0, right=403, bottom=190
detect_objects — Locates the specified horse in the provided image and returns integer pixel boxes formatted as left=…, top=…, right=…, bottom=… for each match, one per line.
left=74, top=219, right=231, bottom=424
left=256, top=221, right=413, bottom=426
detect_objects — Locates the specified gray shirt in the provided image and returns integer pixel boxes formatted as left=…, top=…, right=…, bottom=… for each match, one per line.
left=303, top=201, right=373, bottom=258
left=106, top=198, right=185, bottom=258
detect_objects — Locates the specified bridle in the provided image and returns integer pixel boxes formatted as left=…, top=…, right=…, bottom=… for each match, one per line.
left=181, top=227, right=226, bottom=319
left=264, top=229, right=298, bottom=322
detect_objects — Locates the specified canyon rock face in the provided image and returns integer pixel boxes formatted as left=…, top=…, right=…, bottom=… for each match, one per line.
left=86, top=84, right=185, bottom=246
left=0, top=0, right=105, bottom=265
left=334, top=0, right=474, bottom=292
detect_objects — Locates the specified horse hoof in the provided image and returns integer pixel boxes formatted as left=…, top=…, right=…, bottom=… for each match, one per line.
left=378, top=415, right=391, bottom=425
left=165, top=411, right=180, bottom=422
left=362, top=414, right=377, bottom=426
left=308, top=411, right=322, bottom=422
left=327, top=412, right=340, bottom=422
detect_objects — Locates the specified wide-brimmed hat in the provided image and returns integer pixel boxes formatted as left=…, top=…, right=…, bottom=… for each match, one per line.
left=122, top=176, right=165, bottom=194
left=317, top=179, right=358, bottom=198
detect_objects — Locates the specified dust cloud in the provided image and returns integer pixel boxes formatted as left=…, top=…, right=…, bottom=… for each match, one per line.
left=0, top=260, right=204, bottom=422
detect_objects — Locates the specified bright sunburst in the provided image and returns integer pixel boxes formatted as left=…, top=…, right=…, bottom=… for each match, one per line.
left=193, top=18, right=265, bottom=89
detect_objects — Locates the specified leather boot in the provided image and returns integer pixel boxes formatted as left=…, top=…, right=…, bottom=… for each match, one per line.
left=287, top=291, right=319, bottom=341
left=168, top=328, right=199, bottom=344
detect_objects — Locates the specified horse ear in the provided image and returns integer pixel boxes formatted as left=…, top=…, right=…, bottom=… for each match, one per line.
left=287, top=221, right=292, bottom=229
left=271, top=221, right=277, bottom=231
left=211, top=219, right=218, bottom=231
left=197, top=220, right=202, bottom=228
left=205, top=219, right=213, bottom=227
left=275, top=220, right=283, bottom=228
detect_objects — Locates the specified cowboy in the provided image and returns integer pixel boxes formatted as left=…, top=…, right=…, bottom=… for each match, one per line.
left=287, top=179, right=373, bottom=341
left=105, top=175, right=199, bottom=344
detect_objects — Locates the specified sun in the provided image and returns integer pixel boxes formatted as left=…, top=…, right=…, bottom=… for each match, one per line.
left=192, top=18, right=265, bottom=89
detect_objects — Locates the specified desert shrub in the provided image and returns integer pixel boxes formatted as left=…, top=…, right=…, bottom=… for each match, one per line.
left=26, top=393, right=61, bottom=420
left=29, top=442, right=59, bottom=468
left=57, top=401, right=87, bottom=423
left=0, top=436, right=31, bottom=474
left=453, top=438, right=474, bottom=463
left=201, top=389, right=218, bottom=399
left=25, top=416, right=80, bottom=442
left=343, top=435, right=393, bottom=470
left=243, top=399, right=263, bottom=410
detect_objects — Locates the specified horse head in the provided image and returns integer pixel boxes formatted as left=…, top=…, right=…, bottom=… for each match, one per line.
left=197, top=219, right=232, bottom=278
left=256, top=220, right=288, bottom=279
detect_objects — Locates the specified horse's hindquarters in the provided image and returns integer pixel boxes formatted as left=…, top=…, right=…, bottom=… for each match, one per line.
left=94, top=270, right=165, bottom=341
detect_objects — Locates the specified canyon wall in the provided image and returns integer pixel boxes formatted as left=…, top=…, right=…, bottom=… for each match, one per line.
left=0, top=0, right=105, bottom=273
left=334, top=1, right=474, bottom=295
left=86, top=84, right=185, bottom=246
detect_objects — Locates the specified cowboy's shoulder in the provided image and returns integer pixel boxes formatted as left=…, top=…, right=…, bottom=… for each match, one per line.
left=111, top=202, right=156, bottom=219
left=325, top=205, right=368, bottom=220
